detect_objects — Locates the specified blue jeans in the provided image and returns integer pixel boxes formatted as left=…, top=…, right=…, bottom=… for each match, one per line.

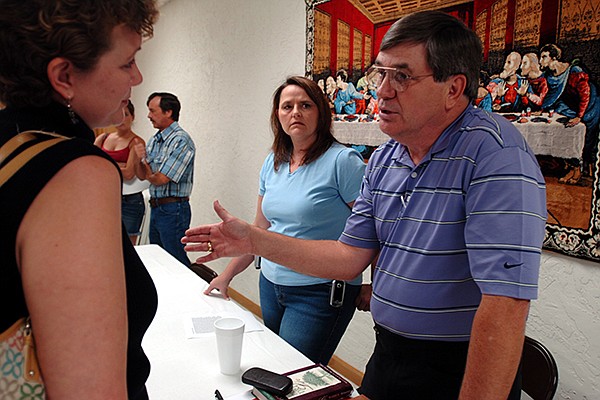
left=149, top=201, right=191, bottom=266
left=122, top=192, right=145, bottom=236
left=259, top=273, right=360, bottom=364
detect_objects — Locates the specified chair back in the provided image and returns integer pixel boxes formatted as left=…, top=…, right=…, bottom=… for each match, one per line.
left=521, top=336, right=558, bottom=400
left=190, top=263, right=218, bottom=284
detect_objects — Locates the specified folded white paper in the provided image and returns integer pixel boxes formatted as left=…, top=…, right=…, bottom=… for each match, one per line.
left=185, top=309, right=263, bottom=338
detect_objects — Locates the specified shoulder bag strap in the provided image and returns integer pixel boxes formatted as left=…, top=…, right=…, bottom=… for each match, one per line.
left=0, top=130, right=68, bottom=187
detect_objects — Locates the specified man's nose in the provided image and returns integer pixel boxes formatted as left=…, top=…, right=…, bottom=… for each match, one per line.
left=376, top=75, right=395, bottom=99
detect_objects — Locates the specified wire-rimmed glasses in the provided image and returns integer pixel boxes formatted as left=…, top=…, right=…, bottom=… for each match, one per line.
left=367, top=65, right=433, bottom=92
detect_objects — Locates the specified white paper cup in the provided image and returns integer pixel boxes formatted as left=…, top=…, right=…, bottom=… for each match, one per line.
left=214, top=317, right=245, bottom=375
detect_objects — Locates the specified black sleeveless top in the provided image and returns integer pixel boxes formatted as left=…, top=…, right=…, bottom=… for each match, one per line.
left=0, top=103, right=158, bottom=400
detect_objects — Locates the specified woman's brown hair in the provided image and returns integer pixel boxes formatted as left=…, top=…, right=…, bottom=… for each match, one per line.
left=0, top=0, right=159, bottom=108
left=270, top=76, right=336, bottom=171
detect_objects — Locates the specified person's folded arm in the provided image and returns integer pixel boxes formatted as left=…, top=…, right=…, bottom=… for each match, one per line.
left=18, top=155, right=128, bottom=399
left=122, top=137, right=144, bottom=181
left=143, top=167, right=170, bottom=186
left=134, top=156, right=170, bottom=186
left=132, top=141, right=170, bottom=184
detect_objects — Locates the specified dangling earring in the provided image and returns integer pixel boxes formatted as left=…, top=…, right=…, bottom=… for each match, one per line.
left=66, top=97, right=78, bottom=125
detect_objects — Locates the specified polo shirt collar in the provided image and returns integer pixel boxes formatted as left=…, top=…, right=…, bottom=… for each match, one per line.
left=389, top=140, right=414, bottom=167
left=389, top=104, right=473, bottom=166
left=428, top=105, right=472, bottom=156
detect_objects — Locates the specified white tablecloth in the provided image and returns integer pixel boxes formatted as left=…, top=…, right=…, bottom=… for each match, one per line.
left=333, top=114, right=585, bottom=160
left=333, top=120, right=388, bottom=146
left=137, top=245, right=313, bottom=399
left=511, top=115, right=585, bottom=160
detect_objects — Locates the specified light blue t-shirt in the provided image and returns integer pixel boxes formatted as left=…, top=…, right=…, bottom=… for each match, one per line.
left=259, top=142, right=366, bottom=286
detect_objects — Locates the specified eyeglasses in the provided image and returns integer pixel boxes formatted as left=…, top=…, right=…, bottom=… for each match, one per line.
left=367, top=65, right=433, bottom=92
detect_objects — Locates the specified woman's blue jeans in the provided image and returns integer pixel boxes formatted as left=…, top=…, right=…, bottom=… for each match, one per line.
left=259, top=273, right=360, bottom=364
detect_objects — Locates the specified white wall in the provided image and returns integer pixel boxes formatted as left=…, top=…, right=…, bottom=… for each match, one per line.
left=134, top=1, right=600, bottom=398
left=133, top=0, right=307, bottom=228
left=529, top=252, right=600, bottom=398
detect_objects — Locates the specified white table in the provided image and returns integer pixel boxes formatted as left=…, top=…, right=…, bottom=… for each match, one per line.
left=333, top=119, right=388, bottom=146
left=137, top=245, right=313, bottom=399
left=510, top=114, right=585, bottom=160
left=333, top=113, right=586, bottom=161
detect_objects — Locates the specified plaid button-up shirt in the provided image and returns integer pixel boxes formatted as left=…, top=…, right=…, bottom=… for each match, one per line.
left=146, top=121, right=195, bottom=198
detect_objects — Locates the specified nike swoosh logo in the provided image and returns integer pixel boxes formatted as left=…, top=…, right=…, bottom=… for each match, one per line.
left=504, top=262, right=524, bottom=269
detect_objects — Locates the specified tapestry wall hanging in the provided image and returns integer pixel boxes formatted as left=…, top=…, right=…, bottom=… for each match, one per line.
left=305, top=0, right=600, bottom=262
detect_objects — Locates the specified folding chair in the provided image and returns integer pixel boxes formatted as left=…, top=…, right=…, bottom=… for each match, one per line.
left=521, top=336, right=559, bottom=400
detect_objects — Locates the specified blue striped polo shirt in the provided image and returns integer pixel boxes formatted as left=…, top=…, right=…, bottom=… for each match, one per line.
left=339, top=105, right=547, bottom=341
left=147, top=121, right=195, bottom=198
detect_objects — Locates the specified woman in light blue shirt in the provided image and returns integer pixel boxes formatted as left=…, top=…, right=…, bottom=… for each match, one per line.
left=204, top=76, right=368, bottom=364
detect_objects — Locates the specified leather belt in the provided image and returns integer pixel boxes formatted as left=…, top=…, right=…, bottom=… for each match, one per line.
left=149, top=196, right=189, bottom=208
left=122, top=192, right=143, bottom=198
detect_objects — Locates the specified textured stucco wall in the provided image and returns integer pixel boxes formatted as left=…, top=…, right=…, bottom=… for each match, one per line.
left=133, top=0, right=307, bottom=231
left=134, top=1, right=600, bottom=398
left=527, top=252, right=600, bottom=398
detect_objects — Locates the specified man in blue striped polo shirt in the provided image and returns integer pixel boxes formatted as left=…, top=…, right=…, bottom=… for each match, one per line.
left=135, top=92, right=195, bottom=266
left=183, top=11, right=546, bottom=400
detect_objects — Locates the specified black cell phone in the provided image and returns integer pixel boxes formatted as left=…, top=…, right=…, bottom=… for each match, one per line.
left=241, top=367, right=293, bottom=397
left=329, top=280, right=346, bottom=308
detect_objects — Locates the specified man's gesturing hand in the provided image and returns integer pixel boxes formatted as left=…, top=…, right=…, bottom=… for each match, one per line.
left=181, top=200, right=254, bottom=263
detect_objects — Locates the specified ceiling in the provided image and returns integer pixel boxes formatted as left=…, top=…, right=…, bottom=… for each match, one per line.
left=155, top=0, right=472, bottom=24
left=347, top=0, right=473, bottom=23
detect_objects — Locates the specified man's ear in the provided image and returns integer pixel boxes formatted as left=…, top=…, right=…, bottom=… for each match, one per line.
left=47, top=57, right=74, bottom=100
left=445, top=74, right=468, bottom=109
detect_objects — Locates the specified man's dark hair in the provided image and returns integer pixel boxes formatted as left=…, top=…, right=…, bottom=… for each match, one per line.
left=147, top=92, right=181, bottom=121
left=380, top=10, right=482, bottom=99
left=540, top=44, right=562, bottom=60
left=335, top=69, right=348, bottom=83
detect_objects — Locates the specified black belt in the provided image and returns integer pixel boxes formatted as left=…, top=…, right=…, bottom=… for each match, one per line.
left=122, top=192, right=143, bottom=198
left=149, top=196, right=189, bottom=208
left=374, top=324, right=468, bottom=355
